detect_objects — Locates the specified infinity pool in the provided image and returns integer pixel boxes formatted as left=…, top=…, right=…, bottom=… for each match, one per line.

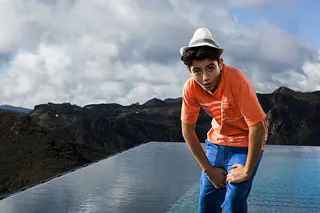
left=0, top=142, right=319, bottom=213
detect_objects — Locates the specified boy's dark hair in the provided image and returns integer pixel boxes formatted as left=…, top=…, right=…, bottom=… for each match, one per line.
left=181, top=46, right=221, bottom=67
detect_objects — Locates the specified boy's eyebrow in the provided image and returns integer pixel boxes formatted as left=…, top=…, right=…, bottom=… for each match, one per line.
left=192, top=63, right=215, bottom=70
left=191, top=66, right=200, bottom=70
left=205, top=63, right=215, bottom=68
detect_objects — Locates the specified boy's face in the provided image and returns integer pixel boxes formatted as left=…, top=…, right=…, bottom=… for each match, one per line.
left=188, top=58, right=223, bottom=92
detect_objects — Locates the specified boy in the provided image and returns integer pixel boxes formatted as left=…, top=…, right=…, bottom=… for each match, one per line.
left=180, top=28, right=268, bottom=213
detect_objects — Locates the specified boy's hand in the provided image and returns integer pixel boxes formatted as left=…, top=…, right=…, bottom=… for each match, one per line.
left=227, top=164, right=252, bottom=184
left=205, top=166, right=227, bottom=189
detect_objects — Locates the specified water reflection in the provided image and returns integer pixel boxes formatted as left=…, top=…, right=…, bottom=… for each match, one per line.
left=0, top=142, right=202, bottom=213
left=0, top=143, right=320, bottom=213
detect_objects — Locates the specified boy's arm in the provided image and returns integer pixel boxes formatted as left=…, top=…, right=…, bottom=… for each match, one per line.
left=181, top=122, right=212, bottom=172
left=245, top=121, right=266, bottom=176
left=233, top=71, right=267, bottom=176
left=180, top=81, right=211, bottom=172
left=182, top=122, right=228, bottom=188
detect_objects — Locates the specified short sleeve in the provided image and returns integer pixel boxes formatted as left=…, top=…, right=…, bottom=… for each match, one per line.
left=181, top=81, right=201, bottom=124
left=233, top=72, right=266, bottom=127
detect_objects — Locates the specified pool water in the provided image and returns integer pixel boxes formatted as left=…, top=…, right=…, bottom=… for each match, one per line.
left=0, top=142, right=319, bottom=213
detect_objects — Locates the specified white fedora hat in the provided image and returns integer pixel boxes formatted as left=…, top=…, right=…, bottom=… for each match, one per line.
left=180, top=28, right=224, bottom=57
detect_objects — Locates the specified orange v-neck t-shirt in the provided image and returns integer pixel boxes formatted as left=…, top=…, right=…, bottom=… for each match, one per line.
left=181, top=63, right=268, bottom=149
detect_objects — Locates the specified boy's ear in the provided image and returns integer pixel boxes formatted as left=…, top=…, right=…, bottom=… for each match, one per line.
left=219, top=58, right=224, bottom=69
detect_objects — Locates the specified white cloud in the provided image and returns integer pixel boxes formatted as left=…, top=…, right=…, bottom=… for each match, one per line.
left=0, top=0, right=318, bottom=108
left=279, top=53, right=320, bottom=92
left=223, top=0, right=301, bottom=9
left=225, top=0, right=270, bottom=8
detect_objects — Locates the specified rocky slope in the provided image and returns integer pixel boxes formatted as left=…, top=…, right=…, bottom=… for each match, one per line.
left=0, top=86, right=319, bottom=198
left=260, top=86, right=320, bottom=146
left=0, top=110, right=108, bottom=199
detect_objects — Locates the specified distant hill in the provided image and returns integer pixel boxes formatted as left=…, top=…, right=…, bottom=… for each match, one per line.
left=164, top=97, right=182, bottom=104
left=0, top=105, right=32, bottom=114
left=142, top=98, right=166, bottom=107
left=141, top=97, right=182, bottom=107
left=0, top=86, right=320, bottom=198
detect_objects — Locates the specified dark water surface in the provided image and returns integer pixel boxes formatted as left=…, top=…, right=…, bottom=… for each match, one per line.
left=0, top=142, right=319, bottom=213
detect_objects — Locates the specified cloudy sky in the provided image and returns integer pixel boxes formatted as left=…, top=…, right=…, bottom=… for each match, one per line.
left=0, top=0, right=319, bottom=108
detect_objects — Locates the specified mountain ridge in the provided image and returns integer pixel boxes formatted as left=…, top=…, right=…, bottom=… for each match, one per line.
left=0, top=105, right=32, bottom=114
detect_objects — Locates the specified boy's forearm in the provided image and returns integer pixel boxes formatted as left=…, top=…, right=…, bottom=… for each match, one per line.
left=244, top=122, right=265, bottom=175
left=183, top=131, right=212, bottom=172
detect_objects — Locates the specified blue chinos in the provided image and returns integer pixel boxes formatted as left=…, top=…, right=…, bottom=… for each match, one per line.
left=198, top=140, right=263, bottom=213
